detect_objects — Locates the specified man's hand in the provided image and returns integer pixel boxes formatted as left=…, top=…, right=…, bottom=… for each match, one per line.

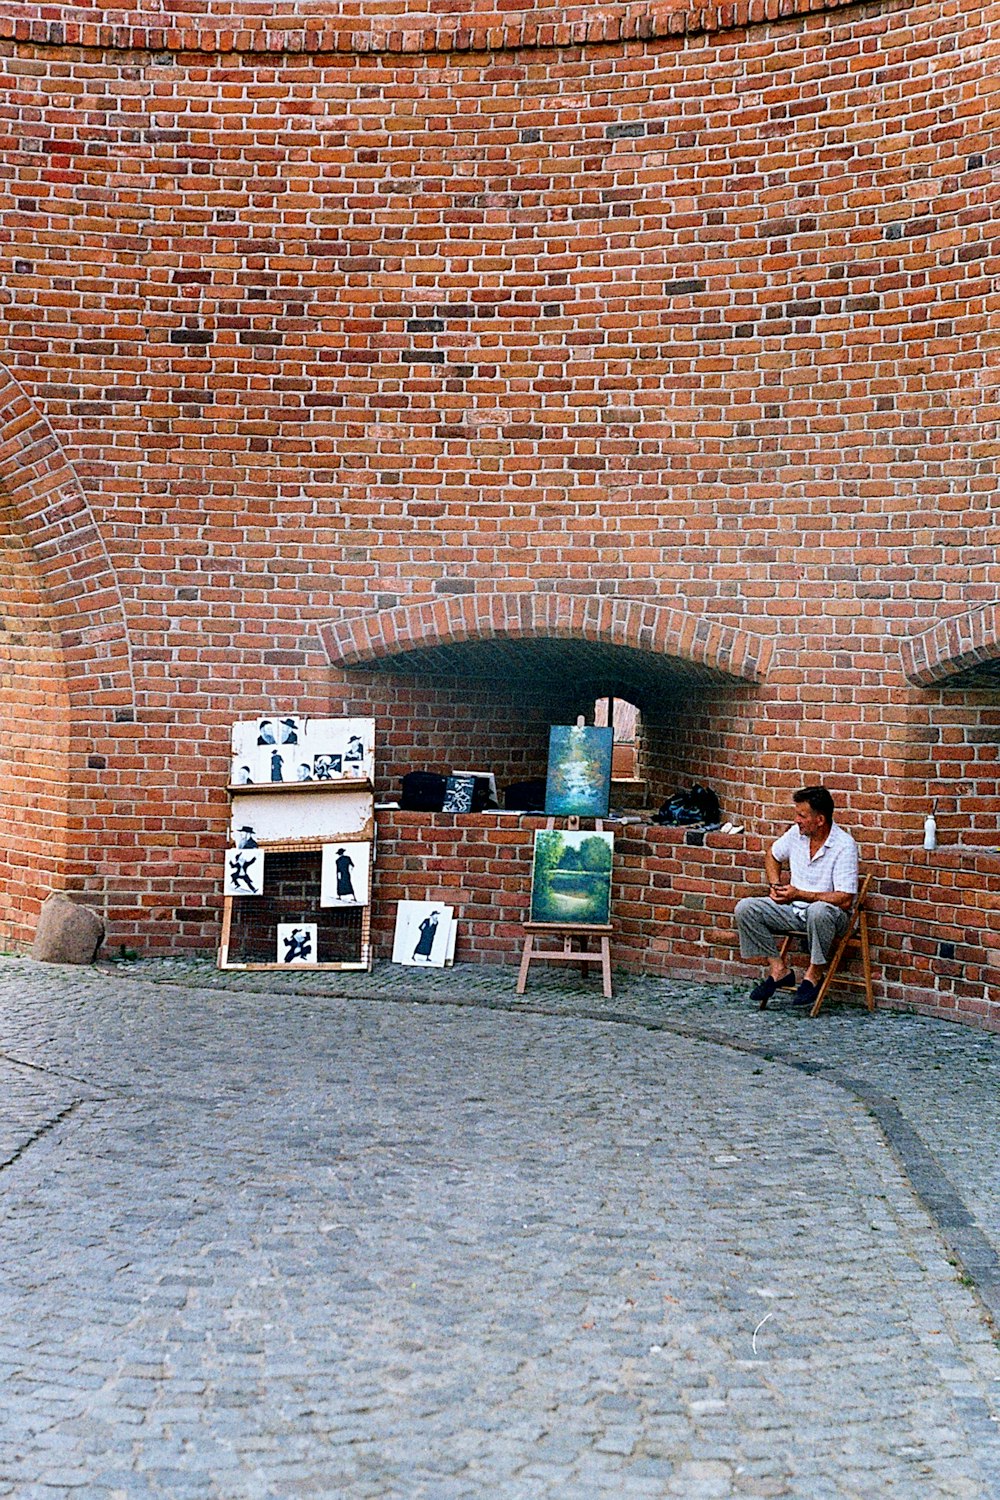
left=768, top=883, right=853, bottom=911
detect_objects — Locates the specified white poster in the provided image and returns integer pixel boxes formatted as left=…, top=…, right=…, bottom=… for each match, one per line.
left=230, top=716, right=374, bottom=786
left=223, top=846, right=264, bottom=897
left=276, top=923, right=318, bottom=965
left=320, top=842, right=371, bottom=907
left=391, top=901, right=455, bottom=968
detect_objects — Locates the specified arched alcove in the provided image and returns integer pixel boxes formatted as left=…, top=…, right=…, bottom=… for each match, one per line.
left=0, top=367, right=135, bottom=942
left=901, top=606, right=1000, bottom=845
left=323, top=595, right=771, bottom=817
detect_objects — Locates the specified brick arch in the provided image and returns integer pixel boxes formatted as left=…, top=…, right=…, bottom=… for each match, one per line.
left=0, top=367, right=134, bottom=714
left=320, top=594, right=772, bottom=683
left=902, top=605, right=1000, bottom=689
left=0, top=0, right=891, bottom=59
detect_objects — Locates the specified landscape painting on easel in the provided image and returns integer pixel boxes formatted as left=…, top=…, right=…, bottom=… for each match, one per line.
left=544, top=725, right=614, bottom=818
left=530, top=829, right=614, bottom=925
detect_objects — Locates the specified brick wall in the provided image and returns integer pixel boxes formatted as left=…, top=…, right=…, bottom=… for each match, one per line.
left=337, top=674, right=582, bottom=800
left=371, top=813, right=1000, bottom=1030
left=0, top=506, right=72, bottom=944
left=0, top=0, right=997, bottom=1024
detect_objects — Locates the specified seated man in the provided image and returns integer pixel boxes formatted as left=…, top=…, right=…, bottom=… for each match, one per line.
left=735, top=785, right=858, bottom=1009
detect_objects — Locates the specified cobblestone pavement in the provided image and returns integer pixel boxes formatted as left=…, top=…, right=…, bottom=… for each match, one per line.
left=2, top=959, right=1000, bottom=1498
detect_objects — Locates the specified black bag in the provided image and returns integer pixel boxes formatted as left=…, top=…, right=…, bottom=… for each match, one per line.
left=503, top=778, right=547, bottom=813
left=400, top=771, right=448, bottom=812
left=688, top=783, right=722, bottom=824
left=654, top=783, right=721, bottom=827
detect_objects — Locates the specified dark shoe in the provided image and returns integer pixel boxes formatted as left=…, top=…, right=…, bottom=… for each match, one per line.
left=791, top=979, right=820, bottom=1009
left=750, top=970, right=796, bottom=1005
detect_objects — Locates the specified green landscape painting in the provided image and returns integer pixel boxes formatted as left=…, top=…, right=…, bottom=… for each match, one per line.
left=530, top=829, right=615, bottom=926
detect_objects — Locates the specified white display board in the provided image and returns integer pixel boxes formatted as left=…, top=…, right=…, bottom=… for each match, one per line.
left=230, top=716, right=375, bottom=787
left=229, top=787, right=373, bottom=847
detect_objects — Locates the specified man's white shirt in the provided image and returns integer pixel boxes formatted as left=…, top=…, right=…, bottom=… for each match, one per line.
left=770, top=822, right=859, bottom=914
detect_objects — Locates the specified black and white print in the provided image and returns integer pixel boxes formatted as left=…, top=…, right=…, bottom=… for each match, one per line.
left=320, top=842, right=371, bottom=907
left=224, top=847, right=264, bottom=897
left=277, top=923, right=318, bottom=965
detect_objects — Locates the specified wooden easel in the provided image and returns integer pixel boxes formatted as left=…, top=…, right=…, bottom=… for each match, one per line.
left=516, top=813, right=614, bottom=999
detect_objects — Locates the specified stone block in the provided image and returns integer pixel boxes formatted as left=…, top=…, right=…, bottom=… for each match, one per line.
left=31, top=894, right=105, bottom=965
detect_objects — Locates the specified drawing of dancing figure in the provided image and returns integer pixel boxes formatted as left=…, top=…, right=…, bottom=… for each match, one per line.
left=282, top=928, right=313, bottom=963
left=227, top=852, right=259, bottom=894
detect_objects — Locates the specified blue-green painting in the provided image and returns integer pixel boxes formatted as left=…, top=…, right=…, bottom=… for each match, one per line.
left=544, top=724, right=614, bottom=818
left=530, top=829, right=615, bottom=925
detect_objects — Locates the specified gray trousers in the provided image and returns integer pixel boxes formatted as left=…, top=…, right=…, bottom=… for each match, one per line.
left=735, top=896, right=848, bottom=968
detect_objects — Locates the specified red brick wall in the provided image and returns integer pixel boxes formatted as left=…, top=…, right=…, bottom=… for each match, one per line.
left=0, top=0, right=997, bottom=1023
left=372, top=814, right=1000, bottom=1029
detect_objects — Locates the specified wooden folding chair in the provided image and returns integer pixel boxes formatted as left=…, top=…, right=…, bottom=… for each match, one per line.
left=770, top=872, right=875, bottom=1018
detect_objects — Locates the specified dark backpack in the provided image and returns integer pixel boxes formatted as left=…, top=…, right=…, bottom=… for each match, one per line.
left=654, top=783, right=721, bottom=827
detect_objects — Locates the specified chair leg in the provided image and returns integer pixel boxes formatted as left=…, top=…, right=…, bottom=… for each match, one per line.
left=859, top=911, right=874, bottom=1010
left=810, top=913, right=858, bottom=1018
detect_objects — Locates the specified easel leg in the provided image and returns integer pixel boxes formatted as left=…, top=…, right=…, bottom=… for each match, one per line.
left=516, top=933, right=534, bottom=996
left=600, top=936, right=612, bottom=999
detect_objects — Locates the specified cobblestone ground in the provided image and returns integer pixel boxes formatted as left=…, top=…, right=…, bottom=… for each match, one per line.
left=2, top=960, right=1000, bottom=1499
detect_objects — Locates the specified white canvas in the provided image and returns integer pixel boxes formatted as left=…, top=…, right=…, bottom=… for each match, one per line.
left=391, top=901, right=454, bottom=968
left=276, top=923, right=318, bottom=965
left=320, top=842, right=371, bottom=907
left=223, top=846, right=264, bottom=897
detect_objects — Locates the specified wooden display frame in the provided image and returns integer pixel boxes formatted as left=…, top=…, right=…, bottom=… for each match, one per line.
left=218, top=840, right=373, bottom=972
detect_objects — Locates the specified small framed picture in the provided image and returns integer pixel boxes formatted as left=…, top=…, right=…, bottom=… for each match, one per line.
left=276, top=923, right=318, bottom=965
left=443, top=774, right=477, bottom=813
left=544, top=724, right=614, bottom=818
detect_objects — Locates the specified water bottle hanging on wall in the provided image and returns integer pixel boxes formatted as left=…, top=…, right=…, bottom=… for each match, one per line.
left=923, top=799, right=938, bottom=851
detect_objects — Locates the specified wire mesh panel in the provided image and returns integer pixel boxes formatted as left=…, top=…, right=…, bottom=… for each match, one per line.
left=220, top=845, right=371, bottom=970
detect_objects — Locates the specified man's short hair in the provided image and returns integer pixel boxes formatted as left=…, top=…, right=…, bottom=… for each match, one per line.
left=793, top=785, right=834, bottom=822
